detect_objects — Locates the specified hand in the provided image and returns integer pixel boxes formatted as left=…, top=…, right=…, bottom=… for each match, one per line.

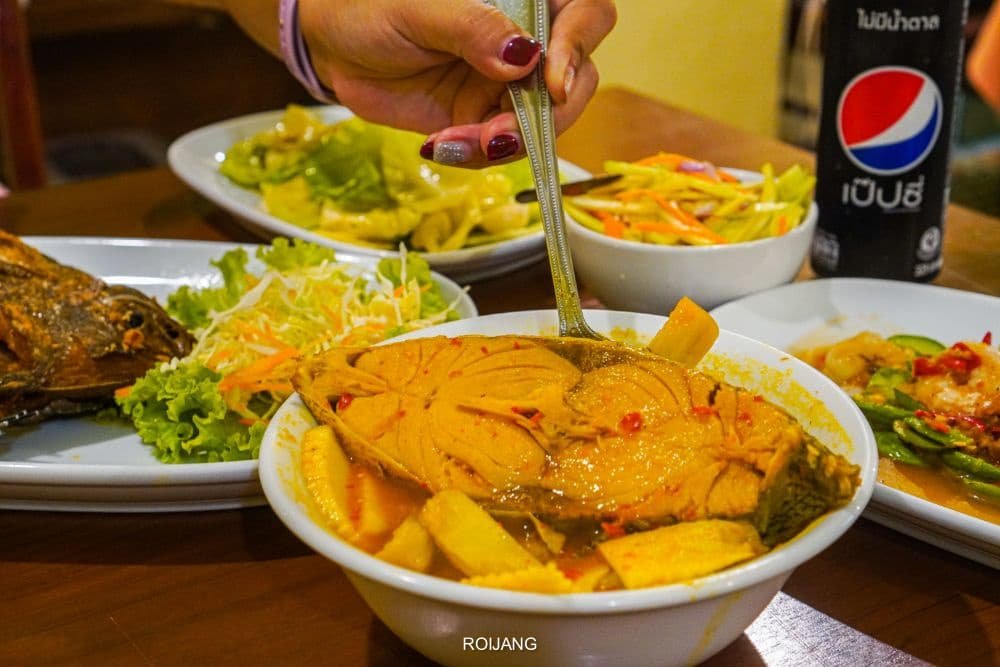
left=299, top=0, right=616, bottom=167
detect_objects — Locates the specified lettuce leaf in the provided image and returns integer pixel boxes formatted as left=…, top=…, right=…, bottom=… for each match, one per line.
left=303, top=118, right=394, bottom=211
left=257, top=236, right=337, bottom=271
left=118, top=362, right=263, bottom=463
left=166, top=248, right=250, bottom=330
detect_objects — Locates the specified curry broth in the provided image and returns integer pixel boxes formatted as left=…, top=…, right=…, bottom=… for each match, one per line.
left=878, top=458, right=1000, bottom=525
left=335, top=457, right=635, bottom=590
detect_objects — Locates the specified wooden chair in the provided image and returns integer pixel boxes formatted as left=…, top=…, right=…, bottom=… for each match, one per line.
left=0, top=0, right=46, bottom=189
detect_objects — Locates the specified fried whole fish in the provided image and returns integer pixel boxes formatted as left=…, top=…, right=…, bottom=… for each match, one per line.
left=0, top=231, right=194, bottom=424
left=294, top=334, right=860, bottom=544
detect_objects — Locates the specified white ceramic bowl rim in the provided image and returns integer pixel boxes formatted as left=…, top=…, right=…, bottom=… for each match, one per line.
left=568, top=201, right=818, bottom=254
left=260, top=310, right=876, bottom=616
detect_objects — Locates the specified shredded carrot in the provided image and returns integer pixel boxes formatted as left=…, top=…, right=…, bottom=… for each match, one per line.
left=617, top=190, right=728, bottom=243
left=717, top=168, right=739, bottom=183
left=256, top=321, right=285, bottom=348
left=596, top=211, right=626, bottom=238
left=114, top=385, right=132, bottom=399
left=218, top=347, right=298, bottom=391
left=207, top=347, right=237, bottom=368
left=320, top=304, right=342, bottom=328
left=663, top=201, right=728, bottom=243
left=775, top=215, right=788, bottom=235
left=633, top=220, right=714, bottom=240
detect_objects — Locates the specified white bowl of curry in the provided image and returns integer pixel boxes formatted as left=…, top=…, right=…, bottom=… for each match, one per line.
left=259, top=308, right=877, bottom=666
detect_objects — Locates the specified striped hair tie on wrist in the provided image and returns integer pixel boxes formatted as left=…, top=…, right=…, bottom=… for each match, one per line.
left=279, top=0, right=337, bottom=103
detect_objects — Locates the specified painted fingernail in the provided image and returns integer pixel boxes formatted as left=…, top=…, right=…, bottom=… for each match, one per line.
left=501, top=36, right=541, bottom=66
left=486, top=134, right=519, bottom=161
left=564, top=65, right=576, bottom=99
left=419, top=139, right=434, bottom=160
left=433, top=141, right=474, bottom=165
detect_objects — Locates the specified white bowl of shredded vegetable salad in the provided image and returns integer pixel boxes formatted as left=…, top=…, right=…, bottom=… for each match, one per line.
left=564, top=154, right=818, bottom=314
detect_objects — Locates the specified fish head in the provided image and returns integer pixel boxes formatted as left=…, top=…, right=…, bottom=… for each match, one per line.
left=101, top=286, right=195, bottom=361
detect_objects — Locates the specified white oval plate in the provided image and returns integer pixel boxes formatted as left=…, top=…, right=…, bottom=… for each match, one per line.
left=0, top=237, right=476, bottom=512
left=711, top=278, right=1000, bottom=568
left=167, top=106, right=591, bottom=283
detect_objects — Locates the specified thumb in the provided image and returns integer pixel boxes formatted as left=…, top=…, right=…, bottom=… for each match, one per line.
left=399, top=1, right=542, bottom=80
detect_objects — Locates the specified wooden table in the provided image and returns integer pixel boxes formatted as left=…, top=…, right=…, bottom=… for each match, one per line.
left=2, top=88, right=998, bottom=666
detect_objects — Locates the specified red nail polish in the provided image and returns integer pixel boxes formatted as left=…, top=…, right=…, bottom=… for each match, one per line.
left=501, top=37, right=540, bottom=66
left=419, top=139, right=434, bottom=160
left=486, top=134, right=519, bottom=161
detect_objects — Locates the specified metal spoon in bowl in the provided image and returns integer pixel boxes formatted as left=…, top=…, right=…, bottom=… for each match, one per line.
left=491, top=0, right=604, bottom=340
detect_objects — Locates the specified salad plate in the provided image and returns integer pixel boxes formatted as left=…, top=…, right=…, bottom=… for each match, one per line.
left=0, top=237, right=476, bottom=512
left=710, top=278, right=1000, bottom=568
left=167, top=106, right=591, bottom=283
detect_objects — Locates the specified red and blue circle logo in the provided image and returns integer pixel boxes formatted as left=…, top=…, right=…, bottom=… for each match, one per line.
left=837, top=66, right=942, bottom=176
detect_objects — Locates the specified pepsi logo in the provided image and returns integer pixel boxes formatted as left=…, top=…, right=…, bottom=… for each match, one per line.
left=837, top=67, right=942, bottom=176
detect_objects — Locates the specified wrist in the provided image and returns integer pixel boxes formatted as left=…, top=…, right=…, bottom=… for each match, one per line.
left=278, top=0, right=337, bottom=103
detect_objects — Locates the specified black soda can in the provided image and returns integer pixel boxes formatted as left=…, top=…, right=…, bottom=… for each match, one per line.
left=810, top=0, right=969, bottom=281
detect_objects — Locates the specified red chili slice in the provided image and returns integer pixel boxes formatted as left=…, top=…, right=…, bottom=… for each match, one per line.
left=619, top=411, right=643, bottom=434
left=913, top=357, right=943, bottom=376
left=601, top=521, right=626, bottom=538
left=337, top=393, right=354, bottom=410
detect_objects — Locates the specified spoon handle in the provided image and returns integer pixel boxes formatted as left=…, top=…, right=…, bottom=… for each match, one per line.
left=490, top=0, right=602, bottom=340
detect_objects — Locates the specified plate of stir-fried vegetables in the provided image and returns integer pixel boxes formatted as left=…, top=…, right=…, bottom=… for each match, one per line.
left=711, top=278, right=1000, bottom=568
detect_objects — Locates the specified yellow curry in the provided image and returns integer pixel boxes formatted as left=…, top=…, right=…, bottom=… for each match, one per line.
left=294, top=300, right=860, bottom=592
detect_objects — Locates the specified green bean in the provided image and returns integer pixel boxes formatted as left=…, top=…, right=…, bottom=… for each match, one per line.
left=892, top=388, right=926, bottom=411
left=893, top=421, right=947, bottom=452
left=855, top=400, right=914, bottom=429
left=902, top=417, right=973, bottom=448
left=887, top=334, right=946, bottom=356
left=875, top=431, right=927, bottom=467
left=941, top=450, right=1000, bottom=482
left=866, top=367, right=910, bottom=392
left=961, top=478, right=1000, bottom=506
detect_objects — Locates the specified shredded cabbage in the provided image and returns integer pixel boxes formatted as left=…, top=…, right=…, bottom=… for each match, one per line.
left=118, top=238, right=461, bottom=463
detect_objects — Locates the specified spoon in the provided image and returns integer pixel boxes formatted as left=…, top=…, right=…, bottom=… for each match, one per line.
left=491, top=0, right=605, bottom=340
left=513, top=173, right=623, bottom=203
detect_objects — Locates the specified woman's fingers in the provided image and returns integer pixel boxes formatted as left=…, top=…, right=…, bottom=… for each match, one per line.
left=551, top=57, right=600, bottom=134
left=422, top=56, right=598, bottom=168
left=422, top=116, right=522, bottom=169
left=546, top=0, right=617, bottom=104
left=397, top=0, right=543, bottom=80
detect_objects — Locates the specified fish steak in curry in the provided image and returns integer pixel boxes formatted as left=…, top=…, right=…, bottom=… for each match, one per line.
left=295, top=334, right=859, bottom=545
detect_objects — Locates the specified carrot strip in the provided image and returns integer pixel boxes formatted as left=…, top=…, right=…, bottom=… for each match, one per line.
left=218, top=347, right=298, bottom=391
left=595, top=211, right=626, bottom=238
left=776, top=215, right=788, bottom=235
left=615, top=189, right=728, bottom=244
left=663, top=201, right=728, bottom=244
